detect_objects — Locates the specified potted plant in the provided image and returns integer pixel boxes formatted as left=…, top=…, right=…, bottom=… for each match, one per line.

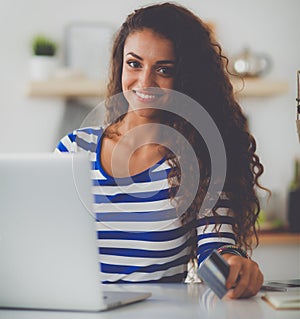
left=30, top=35, right=58, bottom=80
left=32, top=35, right=57, bottom=56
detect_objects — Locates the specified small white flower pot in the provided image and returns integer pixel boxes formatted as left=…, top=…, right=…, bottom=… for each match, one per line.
left=30, top=56, right=57, bottom=81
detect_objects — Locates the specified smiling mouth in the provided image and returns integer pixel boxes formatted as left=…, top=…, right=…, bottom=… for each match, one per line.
left=132, top=89, right=164, bottom=102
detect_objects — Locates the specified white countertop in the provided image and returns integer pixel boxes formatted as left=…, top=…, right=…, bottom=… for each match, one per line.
left=0, top=283, right=299, bottom=319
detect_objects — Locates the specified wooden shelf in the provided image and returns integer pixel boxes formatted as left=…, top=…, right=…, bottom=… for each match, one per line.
left=231, top=77, right=289, bottom=97
left=258, top=232, right=300, bottom=245
left=26, top=78, right=106, bottom=98
left=26, top=77, right=289, bottom=99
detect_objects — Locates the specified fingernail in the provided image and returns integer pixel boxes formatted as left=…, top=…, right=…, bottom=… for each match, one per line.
left=226, top=290, right=234, bottom=299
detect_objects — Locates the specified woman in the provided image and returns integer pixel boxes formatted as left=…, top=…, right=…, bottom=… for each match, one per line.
left=56, top=2, right=265, bottom=298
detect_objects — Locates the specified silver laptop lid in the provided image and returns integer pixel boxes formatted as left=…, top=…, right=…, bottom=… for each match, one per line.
left=0, top=153, right=105, bottom=311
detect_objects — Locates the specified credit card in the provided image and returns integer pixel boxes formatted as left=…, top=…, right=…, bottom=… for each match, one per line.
left=197, top=250, right=230, bottom=299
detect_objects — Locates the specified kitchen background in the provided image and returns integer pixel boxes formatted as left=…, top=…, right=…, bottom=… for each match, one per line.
left=0, top=0, right=299, bottom=227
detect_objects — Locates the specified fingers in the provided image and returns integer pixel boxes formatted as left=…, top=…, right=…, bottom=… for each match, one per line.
left=225, top=256, right=242, bottom=289
left=224, top=255, right=264, bottom=299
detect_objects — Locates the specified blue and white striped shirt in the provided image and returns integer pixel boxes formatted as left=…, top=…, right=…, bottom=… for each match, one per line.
left=56, top=127, right=236, bottom=283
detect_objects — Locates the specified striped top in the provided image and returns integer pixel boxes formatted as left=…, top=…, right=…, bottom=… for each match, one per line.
left=56, top=127, right=236, bottom=283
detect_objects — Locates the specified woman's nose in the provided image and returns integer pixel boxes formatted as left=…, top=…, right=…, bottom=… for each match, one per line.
left=139, top=67, right=156, bottom=88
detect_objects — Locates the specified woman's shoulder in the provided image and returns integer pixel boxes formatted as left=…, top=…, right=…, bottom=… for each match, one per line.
left=72, top=126, right=104, bottom=139
left=56, top=126, right=104, bottom=153
left=74, top=126, right=104, bottom=136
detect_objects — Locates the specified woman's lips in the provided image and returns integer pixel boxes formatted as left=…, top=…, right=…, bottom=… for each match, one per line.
left=132, top=89, right=164, bottom=102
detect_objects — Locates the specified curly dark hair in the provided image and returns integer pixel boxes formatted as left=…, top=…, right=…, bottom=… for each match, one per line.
left=104, top=2, right=267, bottom=259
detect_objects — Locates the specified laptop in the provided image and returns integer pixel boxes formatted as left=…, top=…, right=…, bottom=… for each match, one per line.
left=0, top=153, right=151, bottom=312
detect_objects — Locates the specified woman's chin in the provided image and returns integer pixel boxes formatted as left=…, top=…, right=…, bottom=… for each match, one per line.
left=129, top=107, right=162, bottom=120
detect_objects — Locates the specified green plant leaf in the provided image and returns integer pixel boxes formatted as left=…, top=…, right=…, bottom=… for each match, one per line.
left=32, top=35, right=57, bottom=56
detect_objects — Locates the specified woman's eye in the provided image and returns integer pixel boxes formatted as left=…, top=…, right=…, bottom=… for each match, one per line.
left=157, top=66, right=175, bottom=77
left=127, top=60, right=141, bottom=68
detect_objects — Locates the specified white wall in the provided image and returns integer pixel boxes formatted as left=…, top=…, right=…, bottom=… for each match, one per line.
left=0, top=0, right=299, bottom=221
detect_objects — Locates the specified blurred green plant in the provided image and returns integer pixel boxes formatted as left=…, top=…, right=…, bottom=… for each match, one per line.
left=32, top=35, right=57, bottom=56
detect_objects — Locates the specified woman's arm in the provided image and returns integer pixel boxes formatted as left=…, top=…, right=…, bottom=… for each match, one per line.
left=196, top=208, right=263, bottom=299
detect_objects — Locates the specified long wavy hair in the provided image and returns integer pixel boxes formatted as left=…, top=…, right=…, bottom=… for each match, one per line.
left=104, top=2, right=266, bottom=259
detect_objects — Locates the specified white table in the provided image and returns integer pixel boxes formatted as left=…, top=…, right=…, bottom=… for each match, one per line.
left=0, top=283, right=299, bottom=319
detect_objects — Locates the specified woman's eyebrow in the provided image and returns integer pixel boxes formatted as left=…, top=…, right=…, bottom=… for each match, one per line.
left=126, top=52, right=143, bottom=60
left=126, top=52, right=175, bottom=65
left=155, top=60, right=175, bottom=65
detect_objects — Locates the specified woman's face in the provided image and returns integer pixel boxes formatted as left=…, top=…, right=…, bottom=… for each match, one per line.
left=122, top=28, right=176, bottom=115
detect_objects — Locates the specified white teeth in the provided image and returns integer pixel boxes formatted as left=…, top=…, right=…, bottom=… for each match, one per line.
left=135, top=91, right=155, bottom=100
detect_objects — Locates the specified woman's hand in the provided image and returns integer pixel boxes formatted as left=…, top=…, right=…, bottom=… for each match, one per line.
left=222, top=254, right=264, bottom=299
